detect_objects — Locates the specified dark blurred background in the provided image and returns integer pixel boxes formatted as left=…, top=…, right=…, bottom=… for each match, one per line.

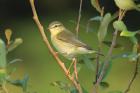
left=0, top=0, right=140, bottom=30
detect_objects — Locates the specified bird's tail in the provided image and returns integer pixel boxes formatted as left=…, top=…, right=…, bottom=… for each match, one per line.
left=89, top=50, right=104, bottom=56
left=96, top=52, right=104, bottom=56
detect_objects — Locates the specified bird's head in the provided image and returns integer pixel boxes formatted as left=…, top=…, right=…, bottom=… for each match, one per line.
left=48, top=21, right=65, bottom=36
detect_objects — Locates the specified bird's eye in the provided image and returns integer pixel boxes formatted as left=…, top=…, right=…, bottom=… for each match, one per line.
left=54, top=25, right=58, bottom=27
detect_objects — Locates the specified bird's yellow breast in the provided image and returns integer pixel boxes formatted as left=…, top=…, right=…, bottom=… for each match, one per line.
left=51, top=36, right=76, bottom=56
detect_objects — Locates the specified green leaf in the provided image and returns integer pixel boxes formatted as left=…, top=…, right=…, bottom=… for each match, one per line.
left=98, top=61, right=112, bottom=81
left=70, top=87, right=88, bottom=93
left=8, top=67, right=17, bottom=75
left=86, top=16, right=102, bottom=32
left=82, top=55, right=95, bottom=71
left=0, top=68, right=7, bottom=85
left=8, top=59, right=22, bottom=65
left=113, top=20, right=127, bottom=31
left=90, top=0, right=102, bottom=13
left=108, top=90, right=123, bottom=93
left=89, top=16, right=103, bottom=22
left=0, top=39, right=7, bottom=68
left=128, top=53, right=140, bottom=61
left=97, top=13, right=112, bottom=42
left=112, top=52, right=140, bottom=62
left=50, top=81, right=70, bottom=91
left=130, top=37, right=138, bottom=45
left=120, top=30, right=137, bottom=37
left=7, top=38, right=23, bottom=52
left=110, top=12, right=118, bottom=21
left=7, top=74, right=29, bottom=92
left=70, top=87, right=78, bottom=93
left=100, top=82, right=109, bottom=89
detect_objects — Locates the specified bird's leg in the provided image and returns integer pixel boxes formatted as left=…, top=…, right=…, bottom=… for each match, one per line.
left=67, top=60, right=75, bottom=75
left=54, top=52, right=59, bottom=56
left=73, top=58, right=79, bottom=80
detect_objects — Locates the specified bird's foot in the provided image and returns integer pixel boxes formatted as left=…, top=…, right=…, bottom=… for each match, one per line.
left=54, top=52, right=58, bottom=56
left=66, top=69, right=70, bottom=76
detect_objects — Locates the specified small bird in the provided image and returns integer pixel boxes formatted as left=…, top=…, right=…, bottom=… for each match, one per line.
left=48, top=21, right=100, bottom=60
left=114, top=0, right=140, bottom=11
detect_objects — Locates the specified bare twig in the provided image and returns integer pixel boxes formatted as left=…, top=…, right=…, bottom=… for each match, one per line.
left=75, top=0, right=83, bottom=37
left=95, top=47, right=101, bottom=83
left=29, top=0, right=83, bottom=93
left=124, top=57, right=139, bottom=93
left=95, top=10, right=126, bottom=86
left=95, top=6, right=104, bottom=84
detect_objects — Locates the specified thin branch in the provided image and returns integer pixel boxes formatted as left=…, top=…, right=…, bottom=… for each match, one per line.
left=75, top=0, right=83, bottom=37
left=95, top=46, right=101, bottom=83
left=95, top=6, right=104, bottom=84
left=124, top=58, right=139, bottom=93
left=95, top=10, right=126, bottom=86
left=29, top=0, right=83, bottom=93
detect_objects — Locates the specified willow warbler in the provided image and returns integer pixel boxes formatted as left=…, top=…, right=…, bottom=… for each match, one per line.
left=114, top=0, right=140, bottom=11
left=48, top=21, right=100, bottom=60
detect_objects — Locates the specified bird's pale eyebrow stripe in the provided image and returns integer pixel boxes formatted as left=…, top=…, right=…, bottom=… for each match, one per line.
left=51, top=24, right=61, bottom=28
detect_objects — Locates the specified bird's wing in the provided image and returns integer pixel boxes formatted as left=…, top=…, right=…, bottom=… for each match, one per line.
left=57, top=30, right=92, bottom=50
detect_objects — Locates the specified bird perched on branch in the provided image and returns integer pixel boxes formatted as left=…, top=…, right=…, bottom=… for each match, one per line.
left=114, top=0, right=140, bottom=11
left=48, top=21, right=101, bottom=60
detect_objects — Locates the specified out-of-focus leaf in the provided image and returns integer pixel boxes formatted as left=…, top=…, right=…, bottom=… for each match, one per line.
left=82, top=56, right=95, bottom=71
left=8, top=67, right=17, bottom=75
left=86, top=16, right=102, bottom=32
left=90, top=0, right=102, bottom=13
left=7, top=38, right=23, bottom=52
left=111, top=53, right=130, bottom=59
left=100, top=82, right=109, bottom=89
left=110, top=12, right=119, bottom=21
left=128, top=53, right=140, bottom=61
left=103, top=41, right=122, bottom=48
left=89, top=16, right=103, bottom=22
left=120, top=30, right=137, bottom=37
left=8, top=59, right=23, bottom=65
left=0, top=68, right=7, bottom=85
left=50, top=81, right=70, bottom=91
left=130, top=37, right=138, bottom=45
left=108, top=90, right=123, bottom=93
left=0, top=39, right=7, bottom=68
left=113, top=20, right=127, bottom=31
left=98, top=61, right=112, bottom=81
left=98, top=13, right=112, bottom=42
left=132, top=44, right=138, bottom=54
left=70, top=86, right=88, bottom=93
left=112, top=52, right=140, bottom=62
left=70, top=87, right=78, bottom=93
left=5, top=28, right=12, bottom=45
left=7, top=74, right=29, bottom=92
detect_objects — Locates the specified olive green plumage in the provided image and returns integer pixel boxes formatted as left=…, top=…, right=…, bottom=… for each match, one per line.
left=48, top=21, right=98, bottom=60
